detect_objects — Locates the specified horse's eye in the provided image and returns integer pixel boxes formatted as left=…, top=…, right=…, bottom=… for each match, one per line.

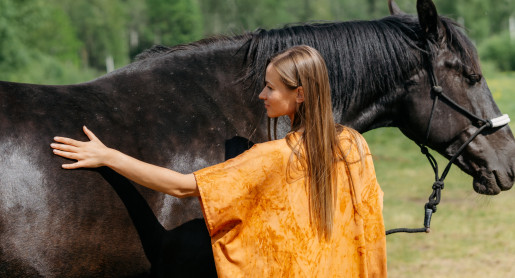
left=405, top=79, right=418, bottom=87
left=465, top=73, right=482, bottom=85
left=452, top=62, right=482, bottom=86
left=463, top=65, right=482, bottom=85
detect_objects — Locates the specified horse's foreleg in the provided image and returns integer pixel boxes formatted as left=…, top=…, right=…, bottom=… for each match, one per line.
left=98, top=168, right=217, bottom=277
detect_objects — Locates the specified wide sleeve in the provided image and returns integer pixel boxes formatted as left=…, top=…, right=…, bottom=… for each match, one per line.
left=194, top=142, right=283, bottom=238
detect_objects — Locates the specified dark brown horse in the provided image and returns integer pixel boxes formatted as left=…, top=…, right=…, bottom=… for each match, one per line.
left=1, top=0, right=513, bottom=276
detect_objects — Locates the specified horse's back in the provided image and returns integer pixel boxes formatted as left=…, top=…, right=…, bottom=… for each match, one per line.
left=0, top=41, right=253, bottom=276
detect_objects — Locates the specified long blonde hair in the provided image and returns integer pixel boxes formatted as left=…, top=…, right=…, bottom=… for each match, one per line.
left=267, top=45, right=360, bottom=240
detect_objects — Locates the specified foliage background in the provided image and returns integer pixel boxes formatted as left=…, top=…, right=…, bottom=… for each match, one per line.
left=1, top=0, right=514, bottom=276
left=0, top=0, right=514, bottom=84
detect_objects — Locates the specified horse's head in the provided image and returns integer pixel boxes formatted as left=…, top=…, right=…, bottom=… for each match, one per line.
left=393, top=0, right=515, bottom=195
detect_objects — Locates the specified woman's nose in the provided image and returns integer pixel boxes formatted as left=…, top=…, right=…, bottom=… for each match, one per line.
left=258, top=89, right=266, bottom=100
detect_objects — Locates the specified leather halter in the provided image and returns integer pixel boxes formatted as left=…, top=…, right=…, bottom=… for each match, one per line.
left=385, top=44, right=511, bottom=235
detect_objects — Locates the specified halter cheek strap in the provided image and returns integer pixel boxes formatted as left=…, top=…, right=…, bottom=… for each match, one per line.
left=385, top=50, right=511, bottom=235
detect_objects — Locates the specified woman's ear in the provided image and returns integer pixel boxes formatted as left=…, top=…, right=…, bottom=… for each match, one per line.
left=296, top=86, right=305, bottom=104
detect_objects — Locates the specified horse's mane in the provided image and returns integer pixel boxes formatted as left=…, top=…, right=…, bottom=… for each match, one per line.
left=134, top=34, right=252, bottom=61
left=244, top=15, right=480, bottom=111
left=134, top=15, right=479, bottom=112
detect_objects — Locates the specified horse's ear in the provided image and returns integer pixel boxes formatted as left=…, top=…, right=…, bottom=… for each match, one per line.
left=388, top=0, right=405, bottom=15
left=416, top=0, right=445, bottom=42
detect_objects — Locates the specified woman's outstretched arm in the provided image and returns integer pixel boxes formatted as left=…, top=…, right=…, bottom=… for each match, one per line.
left=51, top=126, right=199, bottom=198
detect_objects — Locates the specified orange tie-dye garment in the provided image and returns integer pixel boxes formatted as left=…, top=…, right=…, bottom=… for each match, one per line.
left=194, top=129, right=387, bottom=277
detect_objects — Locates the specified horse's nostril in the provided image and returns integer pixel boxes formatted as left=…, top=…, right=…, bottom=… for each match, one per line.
left=493, top=170, right=501, bottom=187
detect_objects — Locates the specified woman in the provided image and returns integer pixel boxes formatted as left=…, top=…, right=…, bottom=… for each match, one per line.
left=51, top=45, right=387, bottom=277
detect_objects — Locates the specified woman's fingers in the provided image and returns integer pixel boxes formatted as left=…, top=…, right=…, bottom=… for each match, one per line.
left=50, top=143, right=79, bottom=153
left=83, top=126, right=100, bottom=142
left=62, top=162, right=84, bottom=169
left=52, top=127, right=108, bottom=169
left=52, top=149, right=79, bottom=160
left=53, top=149, right=98, bottom=168
left=53, top=136, right=84, bottom=147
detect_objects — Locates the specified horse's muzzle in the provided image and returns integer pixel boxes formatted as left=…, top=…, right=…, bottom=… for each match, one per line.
left=473, top=168, right=513, bottom=195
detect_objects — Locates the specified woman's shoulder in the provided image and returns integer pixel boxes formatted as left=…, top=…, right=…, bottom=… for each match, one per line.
left=337, top=126, right=371, bottom=157
left=235, top=138, right=290, bottom=160
left=253, top=137, right=290, bottom=154
left=338, top=126, right=366, bottom=143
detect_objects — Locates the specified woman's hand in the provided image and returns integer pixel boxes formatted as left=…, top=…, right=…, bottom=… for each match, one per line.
left=51, top=126, right=199, bottom=197
left=51, top=126, right=112, bottom=169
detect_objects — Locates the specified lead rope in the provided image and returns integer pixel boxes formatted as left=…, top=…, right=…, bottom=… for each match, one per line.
left=386, top=102, right=499, bottom=235
left=385, top=45, right=510, bottom=235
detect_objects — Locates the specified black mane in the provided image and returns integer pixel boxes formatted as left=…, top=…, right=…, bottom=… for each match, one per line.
left=135, top=45, right=172, bottom=61
left=135, top=15, right=479, bottom=113
left=134, top=34, right=252, bottom=61
left=245, top=15, right=479, bottom=112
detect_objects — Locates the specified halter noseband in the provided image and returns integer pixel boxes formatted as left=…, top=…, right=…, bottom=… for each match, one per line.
left=385, top=43, right=511, bottom=235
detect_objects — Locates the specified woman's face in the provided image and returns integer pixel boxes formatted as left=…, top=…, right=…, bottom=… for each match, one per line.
left=259, top=65, right=299, bottom=122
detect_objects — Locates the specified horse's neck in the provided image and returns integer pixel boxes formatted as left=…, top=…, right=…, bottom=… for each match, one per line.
left=337, top=54, right=420, bottom=133
left=335, top=96, right=381, bottom=133
left=100, top=39, right=267, bottom=140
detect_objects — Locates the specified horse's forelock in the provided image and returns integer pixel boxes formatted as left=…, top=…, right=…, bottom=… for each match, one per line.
left=439, top=17, right=481, bottom=75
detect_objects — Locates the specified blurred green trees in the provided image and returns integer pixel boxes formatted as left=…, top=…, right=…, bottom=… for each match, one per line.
left=0, top=0, right=82, bottom=80
left=0, top=0, right=513, bottom=84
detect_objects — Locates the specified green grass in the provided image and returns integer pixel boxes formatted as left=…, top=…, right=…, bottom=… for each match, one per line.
left=363, top=71, right=515, bottom=277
